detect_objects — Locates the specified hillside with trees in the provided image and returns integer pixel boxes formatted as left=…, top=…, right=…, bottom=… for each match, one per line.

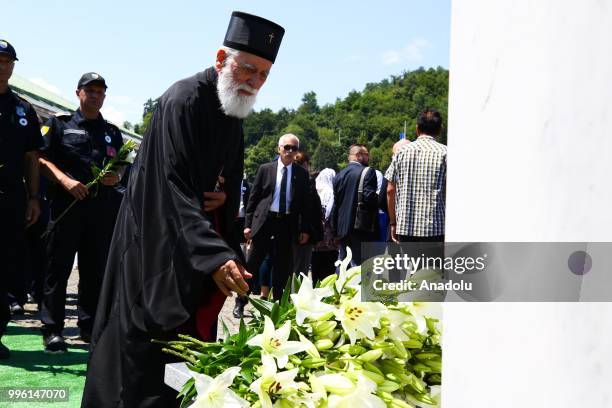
left=133, top=66, right=448, bottom=178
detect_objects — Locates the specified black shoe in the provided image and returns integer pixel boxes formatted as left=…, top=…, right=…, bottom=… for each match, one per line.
left=233, top=297, right=247, bottom=318
left=9, top=302, right=24, bottom=315
left=79, top=328, right=92, bottom=343
left=0, top=340, right=10, bottom=359
left=43, top=333, right=67, bottom=354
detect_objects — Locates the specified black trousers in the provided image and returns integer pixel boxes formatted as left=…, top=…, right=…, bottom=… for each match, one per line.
left=41, top=193, right=121, bottom=333
left=246, top=213, right=294, bottom=300
left=311, top=250, right=337, bottom=284
left=0, top=192, right=26, bottom=336
left=397, top=235, right=446, bottom=264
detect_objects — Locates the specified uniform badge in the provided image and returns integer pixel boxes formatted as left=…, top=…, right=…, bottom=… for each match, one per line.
left=0, top=41, right=7, bottom=49
left=106, top=146, right=117, bottom=157
left=19, top=118, right=28, bottom=126
left=105, top=135, right=112, bottom=143
left=15, top=106, right=26, bottom=117
left=41, top=125, right=50, bottom=136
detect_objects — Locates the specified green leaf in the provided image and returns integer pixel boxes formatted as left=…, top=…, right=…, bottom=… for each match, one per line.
left=249, top=295, right=274, bottom=317
left=270, top=302, right=280, bottom=325
left=236, top=318, right=248, bottom=347
left=220, top=318, right=230, bottom=343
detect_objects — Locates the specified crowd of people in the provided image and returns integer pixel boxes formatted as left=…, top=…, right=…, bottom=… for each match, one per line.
left=0, top=10, right=446, bottom=408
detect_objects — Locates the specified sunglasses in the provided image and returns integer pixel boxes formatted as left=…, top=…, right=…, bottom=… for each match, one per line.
left=282, top=144, right=298, bottom=152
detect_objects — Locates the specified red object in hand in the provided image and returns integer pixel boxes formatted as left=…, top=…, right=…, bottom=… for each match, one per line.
left=195, top=288, right=227, bottom=341
left=195, top=200, right=228, bottom=341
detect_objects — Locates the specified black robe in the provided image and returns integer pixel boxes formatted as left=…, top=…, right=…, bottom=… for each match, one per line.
left=81, top=68, right=244, bottom=408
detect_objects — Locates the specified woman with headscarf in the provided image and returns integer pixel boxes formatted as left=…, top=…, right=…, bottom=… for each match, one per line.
left=311, top=168, right=338, bottom=283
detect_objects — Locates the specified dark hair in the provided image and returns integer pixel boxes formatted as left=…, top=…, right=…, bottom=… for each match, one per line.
left=348, top=144, right=366, bottom=157
left=295, top=150, right=310, bottom=166
left=417, top=109, right=443, bottom=136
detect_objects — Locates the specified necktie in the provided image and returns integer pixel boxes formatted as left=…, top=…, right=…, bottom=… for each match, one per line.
left=279, top=166, right=288, bottom=214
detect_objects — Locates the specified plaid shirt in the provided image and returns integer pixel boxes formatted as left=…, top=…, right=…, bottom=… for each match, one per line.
left=385, top=135, right=447, bottom=237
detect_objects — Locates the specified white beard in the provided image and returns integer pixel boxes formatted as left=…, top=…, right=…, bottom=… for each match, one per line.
left=216, top=64, right=258, bottom=119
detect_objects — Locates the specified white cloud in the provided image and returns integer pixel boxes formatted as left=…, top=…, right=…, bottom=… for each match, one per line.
left=29, top=78, right=62, bottom=95
left=101, top=105, right=125, bottom=126
left=381, top=38, right=430, bottom=65
left=382, top=50, right=401, bottom=65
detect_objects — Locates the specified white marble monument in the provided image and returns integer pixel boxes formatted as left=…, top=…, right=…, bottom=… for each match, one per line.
left=443, top=0, right=612, bottom=407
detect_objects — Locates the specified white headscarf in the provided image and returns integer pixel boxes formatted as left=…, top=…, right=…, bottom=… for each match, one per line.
left=315, top=168, right=336, bottom=220
left=375, top=169, right=383, bottom=194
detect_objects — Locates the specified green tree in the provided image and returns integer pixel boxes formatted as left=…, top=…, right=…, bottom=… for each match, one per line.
left=312, top=140, right=341, bottom=171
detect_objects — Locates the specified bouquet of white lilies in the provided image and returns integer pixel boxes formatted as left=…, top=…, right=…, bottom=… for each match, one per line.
left=161, top=248, right=442, bottom=408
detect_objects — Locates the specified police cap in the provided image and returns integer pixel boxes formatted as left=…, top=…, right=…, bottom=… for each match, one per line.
left=0, top=39, right=18, bottom=61
left=78, top=72, right=107, bottom=89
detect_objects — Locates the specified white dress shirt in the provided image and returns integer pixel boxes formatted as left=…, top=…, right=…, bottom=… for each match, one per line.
left=270, top=159, right=292, bottom=213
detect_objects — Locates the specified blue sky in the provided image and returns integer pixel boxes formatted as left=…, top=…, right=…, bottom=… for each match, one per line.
left=2, top=0, right=450, bottom=125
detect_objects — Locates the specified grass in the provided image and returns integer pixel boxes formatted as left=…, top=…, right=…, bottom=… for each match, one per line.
left=0, top=323, right=87, bottom=408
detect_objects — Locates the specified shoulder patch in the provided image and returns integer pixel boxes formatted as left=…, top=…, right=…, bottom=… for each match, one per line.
left=41, top=125, right=50, bottom=136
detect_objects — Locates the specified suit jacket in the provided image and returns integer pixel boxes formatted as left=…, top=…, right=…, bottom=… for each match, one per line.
left=331, top=162, right=378, bottom=239
left=245, top=160, right=311, bottom=238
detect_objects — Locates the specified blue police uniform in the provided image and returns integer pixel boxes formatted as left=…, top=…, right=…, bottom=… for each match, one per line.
left=40, top=109, right=124, bottom=343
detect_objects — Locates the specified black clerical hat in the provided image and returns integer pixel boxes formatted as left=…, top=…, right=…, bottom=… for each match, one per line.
left=0, top=39, right=18, bottom=61
left=223, top=11, right=285, bottom=63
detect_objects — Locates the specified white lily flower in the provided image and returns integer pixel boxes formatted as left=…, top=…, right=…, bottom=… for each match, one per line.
left=405, top=302, right=443, bottom=335
left=251, top=355, right=303, bottom=408
left=327, top=373, right=386, bottom=408
left=384, top=308, right=414, bottom=341
left=291, top=274, right=335, bottom=326
left=334, top=293, right=386, bottom=344
left=248, top=316, right=309, bottom=368
left=315, top=372, right=356, bottom=395
left=335, top=247, right=362, bottom=294
left=275, top=389, right=321, bottom=408
left=191, top=366, right=249, bottom=408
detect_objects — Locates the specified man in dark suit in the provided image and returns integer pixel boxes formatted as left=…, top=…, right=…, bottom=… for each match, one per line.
left=331, top=144, right=378, bottom=266
left=234, top=134, right=311, bottom=316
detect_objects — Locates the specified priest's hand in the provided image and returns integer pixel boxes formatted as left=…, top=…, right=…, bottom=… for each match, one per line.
left=212, top=260, right=253, bottom=297
left=203, top=192, right=227, bottom=212
left=299, top=232, right=310, bottom=244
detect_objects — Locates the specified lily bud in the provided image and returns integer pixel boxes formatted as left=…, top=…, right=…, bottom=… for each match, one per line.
left=301, top=357, right=327, bottom=368
left=378, top=380, right=401, bottom=393
left=312, top=321, right=336, bottom=337
left=320, top=274, right=338, bottom=287
left=361, top=369, right=385, bottom=384
left=358, top=349, right=383, bottom=362
left=403, top=339, right=423, bottom=349
left=315, top=339, right=334, bottom=351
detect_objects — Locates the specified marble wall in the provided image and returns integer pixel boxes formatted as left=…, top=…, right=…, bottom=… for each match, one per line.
left=444, top=0, right=612, bottom=406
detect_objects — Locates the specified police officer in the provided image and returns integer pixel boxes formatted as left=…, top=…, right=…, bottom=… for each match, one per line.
left=0, top=39, right=43, bottom=359
left=38, top=72, right=124, bottom=353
